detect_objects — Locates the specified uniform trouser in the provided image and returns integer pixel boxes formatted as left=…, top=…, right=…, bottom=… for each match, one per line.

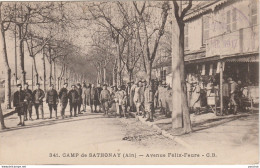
left=24, top=102, right=32, bottom=119
left=147, top=103, right=154, bottom=120
left=34, top=103, right=44, bottom=119
left=230, top=94, right=237, bottom=113
left=116, top=103, right=125, bottom=117
left=60, top=102, right=68, bottom=116
left=102, top=100, right=109, bottom=114
left=70, top=103, right=77, bottom=116
left=77, top=103, right=82, bottom=113
left=83, top=99, right=86, bottom=111
left=223, top=96, right=229, bottom=113
left=48, top=104, right=57, bottom=118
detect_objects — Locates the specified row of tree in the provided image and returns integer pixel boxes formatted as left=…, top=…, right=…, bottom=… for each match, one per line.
left=1, top=1, right=193, bottom=133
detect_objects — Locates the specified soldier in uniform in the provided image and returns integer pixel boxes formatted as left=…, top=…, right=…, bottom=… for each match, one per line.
left=90, top=84, right=98, bottom=113
left=32, top=83, right=45, bottom=119
left=100, top=84, right=111, bottom=116
left=134, top=81, right=142, bottom=116
left=228, top=77, right=238, bottom=115
left=13, top=84, right=26, bottom=126
left=68, top=85, right=79, bottom=117
left=115, top=85, right=127, bottom=118
left=23, top=83, right=33, bottom=121
left=76, top=83, right=83, bottom=114
left=96, top=83, right=103, bottom=112
left=59, top=83, right=69, bottom=119
left=46, top=84, right=59, bottom=119
left=82, top=83, right=89, bottom=112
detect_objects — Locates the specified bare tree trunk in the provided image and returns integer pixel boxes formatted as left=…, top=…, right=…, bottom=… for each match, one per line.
left=54, top=60, right=56, bottom=89
left=33, top=56, right=39, bottom=84
left=116, top=41, right=122, bottom=86
left=172, top=1, right=192, bottom=133
left=0, top=22, right=11, bottom=109
left=128, top=69, right=133, bottom=83
left=18, top=25, right=26, bottom=85
left=49, top=47, right=52, bottom=86
left=0, top=103, right=6, bottom=130
left=147, top=61, right=153, bottom=84
left=42, top=49, right=46, bottom=91
left=113, top=59, right=117, bottom=86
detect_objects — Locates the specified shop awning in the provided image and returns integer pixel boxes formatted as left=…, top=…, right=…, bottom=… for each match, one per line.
left=222, top=53, right=259, bottom=62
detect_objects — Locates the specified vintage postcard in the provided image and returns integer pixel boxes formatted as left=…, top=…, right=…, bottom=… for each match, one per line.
left=0, top=0, right=259, bottom=165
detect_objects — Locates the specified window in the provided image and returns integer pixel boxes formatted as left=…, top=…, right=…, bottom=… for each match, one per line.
left=203, top=15, right=210, bottom=45
left=251, top=0, right=258, bottom=26
left=226, top=10, right=231, bottom=32
left=232, top=8, right=237, bottom=31
left=184, top=24, right=188, bottom=49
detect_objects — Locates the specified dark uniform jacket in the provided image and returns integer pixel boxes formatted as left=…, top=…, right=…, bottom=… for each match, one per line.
left=46, top=89, right=59, bottom=105
left=90, top=87, right=98, bottom=100
left=68, top=89, right=79, bottom=104
left=24, top=89, right=33, bottom=102
left=13, top=90, right=26, bottom=107
left=33, top=89, right=45, bottom=104
left=59, top=88, right=68, bottom=104
left=76, top=87, right=83, bottom=104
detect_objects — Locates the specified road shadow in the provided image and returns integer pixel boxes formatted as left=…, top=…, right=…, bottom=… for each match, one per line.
left=156, top=111, right=258, bottom=133
left=191, top=114, right=251, bottom=132
left=0, top=113, right=108, bottom=133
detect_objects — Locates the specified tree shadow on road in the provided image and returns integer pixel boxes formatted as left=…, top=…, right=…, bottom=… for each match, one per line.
left=0, top=113, right=108, bottom=133
left=156, top=111, right=258, bottom=135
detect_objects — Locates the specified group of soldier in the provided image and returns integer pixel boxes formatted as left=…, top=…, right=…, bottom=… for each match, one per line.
left=13, top=79, right=157, bottom=126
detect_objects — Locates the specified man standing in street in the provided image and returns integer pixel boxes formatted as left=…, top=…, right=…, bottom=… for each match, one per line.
left=13, top=84, right=26, bottom=126
left=222, top=79, right=230, bottom=115
left=228, top=77, right=238, bottom=115
left=100, top=84, right=111, bottom=116
left=115, top=85, right=127, bottom=118
left=90, top=84, right=98, bottom=113
left=82, top=83, right=88, bottom=112
left=76, top=83, right=83, bottom=115
left=68, top=85, right=79, bottom=117
left=59, top=83, right=69, bottom=119
left=46, top=84, right=59, bottom=119
left=33, top=83, right=45, bottom=120
left=23, top=83, right=33, bottom=121
left=96, top=83, right=103, bottom=112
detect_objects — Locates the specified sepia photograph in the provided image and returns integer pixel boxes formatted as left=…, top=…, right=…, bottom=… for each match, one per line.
left=0, top=0, right=259, bottom=166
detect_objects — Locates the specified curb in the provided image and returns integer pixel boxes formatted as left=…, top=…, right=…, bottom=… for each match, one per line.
left=129, top=112, right=192, bottom=149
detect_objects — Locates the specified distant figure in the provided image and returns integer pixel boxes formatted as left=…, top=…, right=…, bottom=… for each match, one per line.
left=23, top=83, right=33, bottom=121
left=115, top=85, right=127, bottom=118
left=90, top=84, right=98, bottom=112
left=228, top=77, right=238, bottom=115
left=68, top=85, right=79, bottom=117
left=134, top=81, right=143, bottom=116
left=46, top=84, right=59, bottom=119
left=96, top=84, right=103, bottom=112
left=82, top=83, right=91, bottom=112
left=100, top=84, right=111, bottom=116
left=13, top=84, right=26, bottom=126
left=33, top=83, right=45, bottom=119
left=76, top=83, right=83, bottom=114
left=190, top=81, right=201, bottom=115
left=130, top=81, right=138, bottom=112
left=222, top=79, right=230, bottom=115
left=59, top=83, right=69, bottom=119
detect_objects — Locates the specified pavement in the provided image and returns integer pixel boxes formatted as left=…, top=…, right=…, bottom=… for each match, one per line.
left=132, top=110, right=259, bottom=165
left=0, top=104, right=259, bottom=165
